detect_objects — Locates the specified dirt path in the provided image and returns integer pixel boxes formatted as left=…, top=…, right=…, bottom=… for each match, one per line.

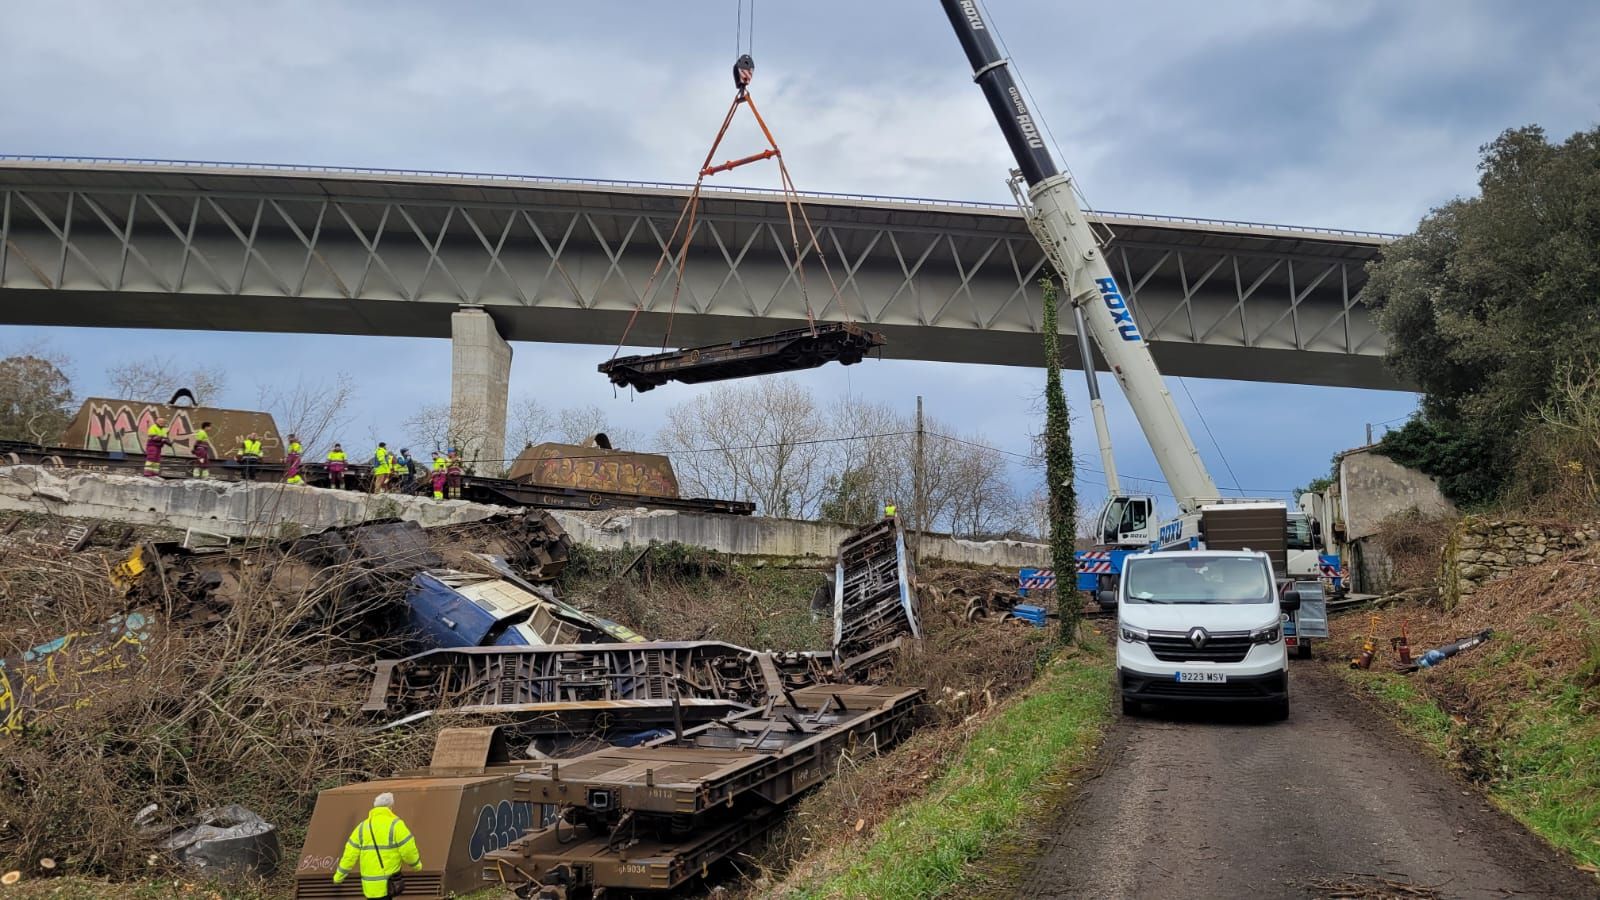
left=1011, top=664, right=1600, bottom=900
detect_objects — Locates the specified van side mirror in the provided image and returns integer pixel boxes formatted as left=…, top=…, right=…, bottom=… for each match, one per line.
left=1095, top=589, right=1117, bottom=610
left=1280, top=590, right=1302, bottom=611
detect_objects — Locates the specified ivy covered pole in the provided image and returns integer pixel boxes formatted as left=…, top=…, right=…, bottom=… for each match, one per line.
left=1040, top=277, right=1080, bottom=642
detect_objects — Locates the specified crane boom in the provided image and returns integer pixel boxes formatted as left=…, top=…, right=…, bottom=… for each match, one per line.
left=940, top=0, right=1220, bottom=513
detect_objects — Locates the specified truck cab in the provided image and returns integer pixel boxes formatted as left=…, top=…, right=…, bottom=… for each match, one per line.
left=1110, top=549, right=1298, bottom=720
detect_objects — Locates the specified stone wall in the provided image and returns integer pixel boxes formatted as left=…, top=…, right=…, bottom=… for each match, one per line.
left=1442, top=515, right=1600, bottom=605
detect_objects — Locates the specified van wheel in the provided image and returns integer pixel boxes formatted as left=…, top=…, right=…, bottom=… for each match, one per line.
left=1267, top=698, right=1290, bottom=721
left=1121, top=697, right=1141, bottom=717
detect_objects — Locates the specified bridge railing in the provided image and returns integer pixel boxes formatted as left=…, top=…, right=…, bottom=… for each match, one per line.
left=0, top=154, right=1400, bottom=240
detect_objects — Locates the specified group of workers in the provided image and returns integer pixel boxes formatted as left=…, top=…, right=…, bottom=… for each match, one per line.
left=139, top=414, right=466, bottom=500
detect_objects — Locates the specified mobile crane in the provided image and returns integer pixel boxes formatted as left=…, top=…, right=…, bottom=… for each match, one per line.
left=939, top=0, right=1294, bottom=590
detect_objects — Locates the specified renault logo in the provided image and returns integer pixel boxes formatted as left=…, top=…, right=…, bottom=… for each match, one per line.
left=1188, top=627, right=1209, bottom=648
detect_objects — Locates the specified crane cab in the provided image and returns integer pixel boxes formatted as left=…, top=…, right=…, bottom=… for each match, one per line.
left=1097, top=495, right=1156, bottom=547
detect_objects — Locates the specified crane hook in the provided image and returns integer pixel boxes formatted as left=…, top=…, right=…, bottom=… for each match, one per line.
left=733, top=54, right=754, bottom=93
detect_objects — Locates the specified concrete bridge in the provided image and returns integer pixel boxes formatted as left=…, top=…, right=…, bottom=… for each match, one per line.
left=0, top=157, right=1398, bottom=462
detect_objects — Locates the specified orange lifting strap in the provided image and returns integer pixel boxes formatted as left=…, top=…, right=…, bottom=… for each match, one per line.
left=612, top=59, right=857, bottom=359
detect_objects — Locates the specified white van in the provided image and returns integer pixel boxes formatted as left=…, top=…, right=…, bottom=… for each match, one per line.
left=1110, top=549, right=1300, bottom=720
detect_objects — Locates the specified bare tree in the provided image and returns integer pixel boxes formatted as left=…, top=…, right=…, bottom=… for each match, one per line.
left=108, top=360, right=228, bottom=406
left=255, top=373, right=355, bottom=458
left=557, top=404, right=642, bottom=448
left=944, top=434, right=1020, bottom=538
left=657, top=378, right=830, bottom=518
left=403, top=400, right=507, bottom=474
left=505, top=394, right=557, bottom=460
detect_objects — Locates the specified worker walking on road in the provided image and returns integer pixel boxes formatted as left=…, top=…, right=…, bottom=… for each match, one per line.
left=143, top=415, right=170, bottom=478
left=332, top=792, right=422, bottom=899
left=327, top=443, right=348, bottom=490
left=373, top=442, right=392, bottom=493
left=190, top=420, right=213, bottom=479
left=284, top=434, right=304, bottom=485
left=430, top=451, right=448, bottom=500
left=237, top=433, right=262, bottom=481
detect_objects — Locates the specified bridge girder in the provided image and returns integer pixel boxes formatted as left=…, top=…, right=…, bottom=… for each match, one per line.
left=0, top=160, right=1398, bottom=389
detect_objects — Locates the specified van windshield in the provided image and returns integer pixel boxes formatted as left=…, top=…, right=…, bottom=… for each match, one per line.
left=1123, top=556, right=1273, bottom=604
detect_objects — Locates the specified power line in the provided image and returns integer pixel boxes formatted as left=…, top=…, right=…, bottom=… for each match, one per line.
left=1177, top=377, right=1244, bottom=496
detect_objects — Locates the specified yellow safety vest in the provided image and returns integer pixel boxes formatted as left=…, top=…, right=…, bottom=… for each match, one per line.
left=242, top=439, right=262, bottom=456
left=288, top=441, right=303, bottom=455
left=147, top=424, right=168, bottom=439
left=193, top=429, right=210, bottom=445
left=432, top=456, right=448, bottom=473
left=328, top=450, right=347, bottom=463
left=374, top=448, right=391, bottom=475
left=333, top=807, right=421, bottom=899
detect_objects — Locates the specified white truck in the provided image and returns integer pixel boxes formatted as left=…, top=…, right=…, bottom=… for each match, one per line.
left=942, top=0, right=1303, bottom=716
left=1109, top=549, right=1301, bottom=720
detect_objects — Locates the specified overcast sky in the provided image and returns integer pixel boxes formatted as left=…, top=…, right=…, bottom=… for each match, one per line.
left=4, top=0, right=1597, bottom=517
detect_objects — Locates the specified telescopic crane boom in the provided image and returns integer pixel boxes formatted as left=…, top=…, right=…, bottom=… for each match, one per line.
left=939, top=0, right=1220, bottom=515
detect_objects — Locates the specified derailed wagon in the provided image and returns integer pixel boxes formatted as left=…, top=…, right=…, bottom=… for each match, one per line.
left=599, top=322, right=885, bottom=393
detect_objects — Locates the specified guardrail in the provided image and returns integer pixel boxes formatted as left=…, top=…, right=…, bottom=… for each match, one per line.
left=0, top=154, right=1402, bottom=240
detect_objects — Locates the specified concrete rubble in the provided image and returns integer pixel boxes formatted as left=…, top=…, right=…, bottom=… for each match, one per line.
left=0, top=465, right=518, bottom=538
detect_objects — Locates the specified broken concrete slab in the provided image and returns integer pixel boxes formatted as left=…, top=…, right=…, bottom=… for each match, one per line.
left=0, top=466, right=518, bottom=539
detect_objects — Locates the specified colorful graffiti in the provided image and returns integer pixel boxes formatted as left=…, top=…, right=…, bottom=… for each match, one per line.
left=63, top=399, right=283, bottom=460
left=510, top=444, right=680, bottom=498
left=0, top=612, right=152, bottom=735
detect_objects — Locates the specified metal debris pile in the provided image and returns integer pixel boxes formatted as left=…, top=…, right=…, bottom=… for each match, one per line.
left=2, top=506, right=947, bottom=897
left=293, top=516, right=930, bottom=899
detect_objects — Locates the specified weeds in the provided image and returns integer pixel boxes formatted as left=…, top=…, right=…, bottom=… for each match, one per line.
left=0, top=544, right=432, bottom=888
left=776, top=646, right=1114, bottom=899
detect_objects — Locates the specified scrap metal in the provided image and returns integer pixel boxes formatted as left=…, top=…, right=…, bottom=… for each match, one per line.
left=833, top=517, right=923, bottom=677
left=484, top=684, right=922, bottom=898
left=359, top=641, right=825, bottom=721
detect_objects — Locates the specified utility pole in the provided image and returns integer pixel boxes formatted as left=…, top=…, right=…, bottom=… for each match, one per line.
left=914, top=395, right=926, bottom=563
left=1366, top=423, right=1374, bottom=445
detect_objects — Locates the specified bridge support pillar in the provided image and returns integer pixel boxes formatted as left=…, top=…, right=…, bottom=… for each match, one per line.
left=450, top=306, right=511, bottom=475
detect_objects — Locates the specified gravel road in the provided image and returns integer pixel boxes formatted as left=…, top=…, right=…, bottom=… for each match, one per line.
left=1013, top=664, right=1600, bottom=900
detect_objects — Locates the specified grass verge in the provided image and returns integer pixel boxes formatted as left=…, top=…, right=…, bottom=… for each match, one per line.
left=1336, top=666, right=1600, bottom=871
left=782, top=642, right=1114, bottom=899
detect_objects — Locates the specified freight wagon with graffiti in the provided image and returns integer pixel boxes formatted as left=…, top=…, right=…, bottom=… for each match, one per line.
left=60, top=398, right=284, bottom=460
left=506, top=440, right=680, bottom=499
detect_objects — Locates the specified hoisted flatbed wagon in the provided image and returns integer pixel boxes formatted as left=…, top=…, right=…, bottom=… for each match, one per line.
left=599, top=322, right=885, bottom=392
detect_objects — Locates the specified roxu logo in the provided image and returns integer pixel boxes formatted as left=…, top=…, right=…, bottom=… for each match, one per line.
left=1159, top=521, right=1183, bottom=543
left=1096, top=277, right=1141, bottom=342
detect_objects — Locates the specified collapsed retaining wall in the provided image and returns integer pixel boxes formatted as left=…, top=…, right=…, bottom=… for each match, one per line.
left=0, top=466, right=515, bottom=539
left=551, top=508, right=1050, bottom=569
left=0, top=466, right=1051, bottom=569
left=1442, top=515, right=1600, bottom=606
